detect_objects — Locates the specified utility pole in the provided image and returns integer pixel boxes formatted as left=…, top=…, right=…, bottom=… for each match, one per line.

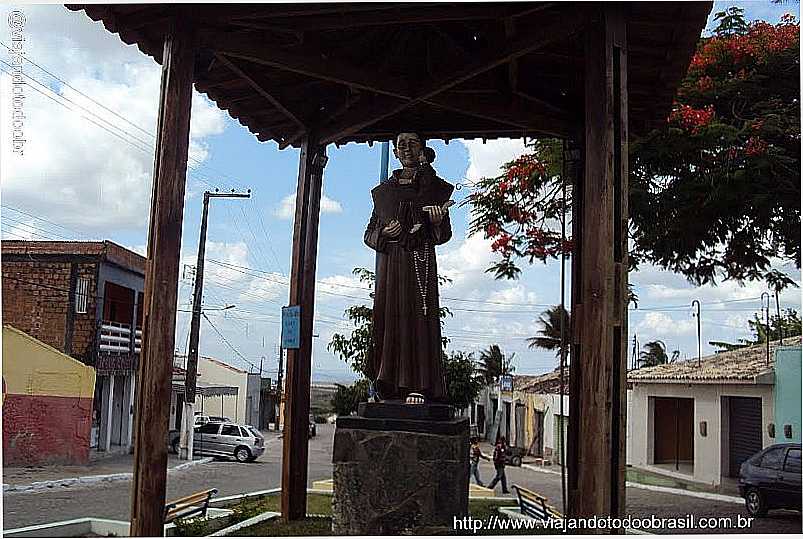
left=692, top=300, right=701, bottom=368
left=275, top=345, right=284, bottom=431
left=761, top=292, right=771, bottom=366
left=179, top=189, right=250, bottom=460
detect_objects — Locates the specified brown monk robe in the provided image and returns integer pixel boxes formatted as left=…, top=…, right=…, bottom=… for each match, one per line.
left=364, top=139, right=453, bottom=402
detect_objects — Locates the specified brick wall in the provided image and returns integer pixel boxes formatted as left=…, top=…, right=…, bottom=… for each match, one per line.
left=72, top=264, right=99, bottom=363
left=2, top=261, right=98, bottom=362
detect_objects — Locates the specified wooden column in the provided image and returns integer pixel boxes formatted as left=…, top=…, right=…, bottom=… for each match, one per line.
left=568, top=4, right=628, bottom=523
left=281, top=136, right=326, bottom=520
left=130, top=17, right=196, bottom=537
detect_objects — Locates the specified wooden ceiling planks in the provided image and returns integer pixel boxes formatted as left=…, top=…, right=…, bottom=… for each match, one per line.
left=66, top=2, right=712, bottom=147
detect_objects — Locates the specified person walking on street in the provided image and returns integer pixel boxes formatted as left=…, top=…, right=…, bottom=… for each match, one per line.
left=469, top=437, right=490, bottom=486
left=487, top=436, right=510, bottom=494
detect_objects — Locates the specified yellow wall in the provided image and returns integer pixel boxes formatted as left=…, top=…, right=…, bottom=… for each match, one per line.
left=2, top=325, right=95, bottom=399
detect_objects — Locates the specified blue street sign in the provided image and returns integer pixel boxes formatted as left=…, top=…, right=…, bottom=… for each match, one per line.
left=281, top=305, right=301, bottom=349
left=500, top=374, right=514, bottom=392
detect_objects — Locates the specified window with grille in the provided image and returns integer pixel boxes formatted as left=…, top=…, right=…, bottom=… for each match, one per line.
left=75, top=276, right=89, bottom=313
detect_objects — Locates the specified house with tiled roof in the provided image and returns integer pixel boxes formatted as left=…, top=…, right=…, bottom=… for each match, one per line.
left=627, top=337, right=801, bottom=488
left=468, top=370, right=572, bottom=465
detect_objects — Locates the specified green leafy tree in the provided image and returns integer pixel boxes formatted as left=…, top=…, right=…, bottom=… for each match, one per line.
left=527, top=305, right=571, bottom=359
left=330, top=379, right=370, bottom=416
left=710, top=308, right=802, bottom=352
left=629, top=9, right=801, bottom=284
left=638, top=340, right=680, bottom=367
left=327, top=268, right=376, bottom=378
left=465, top=11, right=800, bottom=285
left=442, top=351, right=485, bottom=410
left=477, top=344, right=515, bottom=384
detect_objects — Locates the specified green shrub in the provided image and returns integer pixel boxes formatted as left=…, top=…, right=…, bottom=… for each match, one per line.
left=172, top=516, right=210, bottom=537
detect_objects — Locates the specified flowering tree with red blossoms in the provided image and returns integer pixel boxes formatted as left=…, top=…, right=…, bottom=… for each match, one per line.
left=468, top=8, right=800, bottom=285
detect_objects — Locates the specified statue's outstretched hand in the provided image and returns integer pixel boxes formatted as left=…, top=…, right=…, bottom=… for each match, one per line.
left=381, top=220, right=402, bottom=238
left=424, top=206, right=444, bottom=225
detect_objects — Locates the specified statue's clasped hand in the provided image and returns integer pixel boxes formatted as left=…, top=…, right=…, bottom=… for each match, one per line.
left=381, top=219, right=402, bottom=238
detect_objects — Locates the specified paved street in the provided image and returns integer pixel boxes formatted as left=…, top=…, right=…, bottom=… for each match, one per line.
left=3, top=427, right=333, bottom=529
left=475, top=459, right=801, bottom=534
left=4, top=424, right=801, bottom=534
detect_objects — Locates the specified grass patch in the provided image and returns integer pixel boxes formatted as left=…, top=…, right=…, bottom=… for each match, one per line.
left=227, top=494, right=528, bottom=536
left=247, top=493, right=334, bottom=515
left=228, top=516, right=332, bottom=537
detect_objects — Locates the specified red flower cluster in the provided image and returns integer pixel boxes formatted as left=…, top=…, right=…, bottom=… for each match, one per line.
left=505, top=154, right=547, bottom=182
left=669, top=104, right=715, bottom=134
left=689, top=17, right=799, bottom=73
left=507, top=206, right=530, bottom=223
left=745, top=136, right=768, bottom=156
left=491, top=233, right=512, bottom=253
left=696, top=75, right=715, bottom=92
left=484, top=222, right=500, bottom=238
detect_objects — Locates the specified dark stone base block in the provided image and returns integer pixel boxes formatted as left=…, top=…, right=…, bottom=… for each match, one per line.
left=332, top=414, right=469, bottom=535
left=358, top=401, right=454, bottom=421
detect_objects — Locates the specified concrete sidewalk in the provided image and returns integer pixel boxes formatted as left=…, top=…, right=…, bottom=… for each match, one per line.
left=3, top=452, right=210, bottom=491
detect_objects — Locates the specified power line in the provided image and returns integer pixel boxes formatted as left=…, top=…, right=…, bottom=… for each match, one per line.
left=202, top=312, right=260, bottom=373
left=0, top=42, right=249, bottom=191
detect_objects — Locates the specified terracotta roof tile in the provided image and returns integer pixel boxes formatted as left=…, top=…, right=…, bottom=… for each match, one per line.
left=627, top=336, right=800, bottom=383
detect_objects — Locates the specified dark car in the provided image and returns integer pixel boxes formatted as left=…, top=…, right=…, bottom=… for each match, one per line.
left=738, top=443, right=801, bottom=517
left=505, top=445, right=525, bottom=467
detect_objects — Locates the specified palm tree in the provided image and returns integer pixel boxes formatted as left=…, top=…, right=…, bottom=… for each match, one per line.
left=478, top=344, right=515, bottom=384
left=527, top=305, right=571, bottom=358
left=638, top=340, right=678, bottom=367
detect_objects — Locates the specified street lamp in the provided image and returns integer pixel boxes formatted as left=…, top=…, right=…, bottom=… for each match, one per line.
left=761, top=292, right=771, bottom=366
left=691, top=300, right=701, bottom=368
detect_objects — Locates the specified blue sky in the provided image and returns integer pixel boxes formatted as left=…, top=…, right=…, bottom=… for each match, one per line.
left=1, top=2, right=800, bottom=383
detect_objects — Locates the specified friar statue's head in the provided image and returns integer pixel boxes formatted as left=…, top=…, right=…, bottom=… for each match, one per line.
left=394, top=132, right=436, bottom=169
left=394, top=132, right=425, bottom=169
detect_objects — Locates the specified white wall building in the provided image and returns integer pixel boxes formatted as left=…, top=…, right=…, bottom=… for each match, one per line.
left=172, top=355, right=260, bottom=426
left=627, top=338, right=798, bottom=488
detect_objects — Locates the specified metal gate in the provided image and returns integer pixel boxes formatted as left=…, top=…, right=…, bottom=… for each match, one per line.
left=728, top=397, right=763, bottom=477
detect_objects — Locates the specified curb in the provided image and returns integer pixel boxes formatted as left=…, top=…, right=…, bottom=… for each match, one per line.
left=4, top=457, right=213, bottom=494
left=520, top=464, right=743, bottom=505
left=625, top=482, right=743, bottom=504
left=209, top=510, right=279, bottom=536
left=521, top=463, right=562, bottom=476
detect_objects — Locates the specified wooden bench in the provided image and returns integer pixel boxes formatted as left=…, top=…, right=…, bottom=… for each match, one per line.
left=512, top=485, right=563, bottom=521
left=164, top=488, right=218, bottom=524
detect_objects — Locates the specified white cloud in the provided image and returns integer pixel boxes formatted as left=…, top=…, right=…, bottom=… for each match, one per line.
left=635, top=312, right=697, bottom=338
left=0, top=5, right=226, bottom=237
left=460, top=138, right=528, bottom=181
left=274, top=193, right=344, bottom=220
left=486, top=286, right=538, bottom=309
left=2, top=218, right=39, bottom=240
left=181, top=241, right=251, bottom=288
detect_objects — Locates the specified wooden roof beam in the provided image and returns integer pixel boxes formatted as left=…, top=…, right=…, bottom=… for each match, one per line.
left=228, top=4, right=541, bottom=32
left=427, top=94, right=572, bottom=138
left=214, top=54, right=307, bottom=131
left=212, top=36, right=412, bottom=99
left=225, top=3, right=441, bottom=21
left=318, top=8, right=588, bottom=144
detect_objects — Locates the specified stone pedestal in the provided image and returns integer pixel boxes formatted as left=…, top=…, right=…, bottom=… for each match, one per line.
left=332, top=405, right=469, bottom=535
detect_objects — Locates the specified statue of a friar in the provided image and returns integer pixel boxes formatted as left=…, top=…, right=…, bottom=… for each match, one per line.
left=364, top=132, right=454, bottom=403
